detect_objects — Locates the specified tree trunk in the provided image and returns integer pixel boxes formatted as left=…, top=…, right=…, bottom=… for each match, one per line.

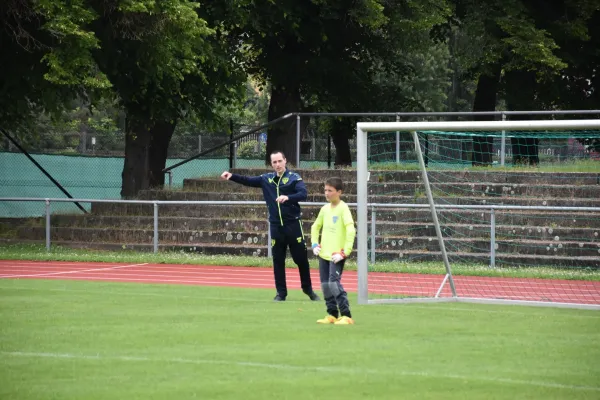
left=265, top=84, right=303, bottom=167
left=505, top=70, right=539, bottom=166
left=472, top=64, right=501, bottom=166
left=148, top=120, right=176, bottom=187
left=121, top=117, right=176, bottom=198
left=330, top=118, right=353, bottom=167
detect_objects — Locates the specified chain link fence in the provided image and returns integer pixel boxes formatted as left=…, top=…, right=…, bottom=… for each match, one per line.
left=0, top=124, right=340, bottom=217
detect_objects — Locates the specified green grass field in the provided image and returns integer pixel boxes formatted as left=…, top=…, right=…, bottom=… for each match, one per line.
left=1, top=278, right=599, bottom=399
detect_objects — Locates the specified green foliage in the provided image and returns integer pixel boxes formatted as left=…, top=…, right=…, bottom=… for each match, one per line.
left=237, top=140, right=266, bottom=159
left=36, top=0, right=110, bottom=89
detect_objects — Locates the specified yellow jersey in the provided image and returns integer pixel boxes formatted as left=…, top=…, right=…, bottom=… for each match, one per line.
left=311, top=200, right=356, bottom=261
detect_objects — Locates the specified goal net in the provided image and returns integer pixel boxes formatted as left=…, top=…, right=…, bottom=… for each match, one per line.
left=356, top=119, right=600, bottom=309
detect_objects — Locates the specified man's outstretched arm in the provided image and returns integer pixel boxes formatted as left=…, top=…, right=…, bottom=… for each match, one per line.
left=220, top=171, right=262, bottom=187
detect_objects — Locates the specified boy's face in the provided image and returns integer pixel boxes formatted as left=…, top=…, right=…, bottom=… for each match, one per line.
left=324, top=184, right=341, bottom=202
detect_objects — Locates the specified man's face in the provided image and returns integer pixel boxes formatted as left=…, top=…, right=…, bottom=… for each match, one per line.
left=270, top=152, right=287, bottom=175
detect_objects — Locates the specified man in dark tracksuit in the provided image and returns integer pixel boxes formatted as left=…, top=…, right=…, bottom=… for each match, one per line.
left=220, top=151, right=320, bottom=302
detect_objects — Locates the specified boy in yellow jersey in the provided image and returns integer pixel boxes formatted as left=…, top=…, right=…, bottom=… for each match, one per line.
left=311, top=177, right=356, bottom=325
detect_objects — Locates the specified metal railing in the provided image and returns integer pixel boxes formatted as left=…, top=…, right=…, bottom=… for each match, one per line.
left=2, top=197, right=598, bottom=268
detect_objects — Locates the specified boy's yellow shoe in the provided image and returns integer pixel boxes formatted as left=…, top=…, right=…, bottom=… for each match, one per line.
left=334, top=316, right=354, bottom=325
left=316, top=315, right=338, bottom=324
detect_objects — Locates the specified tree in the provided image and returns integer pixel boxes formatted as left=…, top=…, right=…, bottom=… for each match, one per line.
left=0, top=0, right=111, bottom=131
left=222, top=0, right=452, bottom=166
left=2, top=0, right=248, bottom=197
left=87, top=0, right=247, bottom=197
left=446, top=0, right=594, bottom=165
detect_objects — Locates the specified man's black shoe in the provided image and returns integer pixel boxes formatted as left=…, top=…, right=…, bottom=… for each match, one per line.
left=273, top=295, right=286, bottom=301
left=308, top=292, right=321, bottom=301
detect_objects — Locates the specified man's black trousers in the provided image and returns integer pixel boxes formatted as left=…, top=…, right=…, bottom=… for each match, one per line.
left=270, top=221, right=313, bottom=298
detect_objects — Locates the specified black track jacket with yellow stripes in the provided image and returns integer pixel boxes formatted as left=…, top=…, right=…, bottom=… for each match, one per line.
left=229, top=169, right=307, bottom=225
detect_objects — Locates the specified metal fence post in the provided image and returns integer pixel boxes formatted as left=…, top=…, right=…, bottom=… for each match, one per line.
left=501, top=112, right=506, bottom=166
left=45, top=199, right=51, bottom=251
left=296, top=115, right=301, bottom=167
left=370, top=207, right=376, bottom=264
left=168, top=171, right=173, bottom=189
left=232, top=142, right=238, bottom=169
left=327, top=135, right=332, bottom=168
left=395, top=114, right=400, bottom=164
left=153, top=202, right=159, bottom=254
left=490, top=207, right=496, bottom=268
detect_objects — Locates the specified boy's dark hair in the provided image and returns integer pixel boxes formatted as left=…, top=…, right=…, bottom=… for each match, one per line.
left=270, top=150, right=286, bottom=159
left=325, top=177, right=343, bottom=191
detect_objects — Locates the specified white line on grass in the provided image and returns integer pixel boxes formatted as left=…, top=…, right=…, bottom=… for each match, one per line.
left=2, top=351, right=598, bottom=392
left=0, top=263, right=149, bottom=279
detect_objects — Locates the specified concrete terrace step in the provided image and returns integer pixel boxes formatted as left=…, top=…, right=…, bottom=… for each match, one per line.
left=113, top=190, right=600, bottom=208
left=226, top=168, right=600, bottom=185
left=34, top=209, right=600, bottom=229
left=20, top=226, right=600, bottom=257
left=180, top=178, right=600, bottom=199
left=0, top=239, right=269, bottom=257
left=28, top=215, right=600, bottom=241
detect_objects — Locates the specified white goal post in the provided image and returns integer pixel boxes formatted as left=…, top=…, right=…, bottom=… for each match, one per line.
left=356, top=119, right=600, bottom=309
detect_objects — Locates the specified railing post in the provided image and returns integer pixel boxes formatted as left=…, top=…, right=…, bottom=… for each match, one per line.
left=501, top=112, right=506, bottom=166
left=296, top=115, right=301, bottom=167
left=370, top=207, right=376, bottom=264
left=45, top=199, right=51, bottom=251
left=168, top=172, right=173, bottom=189
left=153, top=202, right=159, bottom=254
left=490, top=207, right=496, bottom=268
left=395, top=114, right=400, bottom=164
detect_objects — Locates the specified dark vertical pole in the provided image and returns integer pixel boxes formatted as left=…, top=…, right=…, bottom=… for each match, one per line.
left=327, top=134, right=332, bottom=168
left=229, top=119, right=234, bottom=169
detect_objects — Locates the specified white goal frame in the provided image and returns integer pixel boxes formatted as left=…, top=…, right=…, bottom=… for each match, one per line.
left=356, top=119, right=600, bottom=310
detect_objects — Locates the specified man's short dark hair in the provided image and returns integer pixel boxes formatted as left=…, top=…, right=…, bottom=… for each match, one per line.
left=325, top=177, right=343, bottom=191
left=270, top=150, right=286, bottom=159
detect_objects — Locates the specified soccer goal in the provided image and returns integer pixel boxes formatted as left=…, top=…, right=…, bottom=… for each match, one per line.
left=356, top=119, right=600, bottom=309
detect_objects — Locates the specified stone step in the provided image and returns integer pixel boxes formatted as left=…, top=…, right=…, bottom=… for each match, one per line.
left=19, top=226, right=600, bottom=257
left=31, top=215, right=600, bottom=241
left=226, top=168, right=600, bottom=185
left=179, top=178, right=600, bottom=198
left=3, top=238, right=598, bottom=268
left=93, top=192, right=600, bottom=214
left=35, top=209, right=600, bottom=229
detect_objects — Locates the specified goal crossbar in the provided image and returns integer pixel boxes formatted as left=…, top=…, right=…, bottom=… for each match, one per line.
left=355, top=119, right=600, bottom=310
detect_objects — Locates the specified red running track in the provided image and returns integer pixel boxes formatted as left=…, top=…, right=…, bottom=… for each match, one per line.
left=0, top=260, right=598, bottom=305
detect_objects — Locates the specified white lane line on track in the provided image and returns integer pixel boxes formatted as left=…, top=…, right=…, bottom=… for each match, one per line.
left=0, top=263, right=149, bottom=279
left=2, top=351, right=598, bottom=392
